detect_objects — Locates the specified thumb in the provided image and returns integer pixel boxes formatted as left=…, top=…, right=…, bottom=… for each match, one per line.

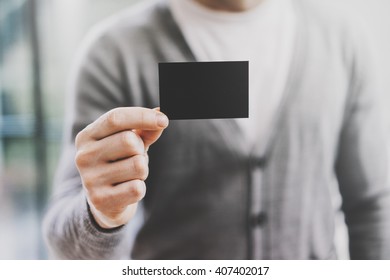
left=135, top=108, right=169, bottom=150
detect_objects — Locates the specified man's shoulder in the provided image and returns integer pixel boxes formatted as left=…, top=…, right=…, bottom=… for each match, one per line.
left=81, top=0, right=170, bottom=51
left=297, top=0, right=366, bottom=38
left=297, top=0, right=373, bottom=66
left=102, top=1, right=165, bottom=34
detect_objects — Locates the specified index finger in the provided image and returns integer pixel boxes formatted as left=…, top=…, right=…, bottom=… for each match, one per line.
left=87, top=107, right=169, bottom=140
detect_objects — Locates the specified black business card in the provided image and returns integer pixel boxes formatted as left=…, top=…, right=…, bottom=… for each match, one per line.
left=159, top=61, right=248, bottom=120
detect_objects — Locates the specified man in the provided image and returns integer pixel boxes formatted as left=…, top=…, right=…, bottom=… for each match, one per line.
left=44, top=0, right=390, bottom=259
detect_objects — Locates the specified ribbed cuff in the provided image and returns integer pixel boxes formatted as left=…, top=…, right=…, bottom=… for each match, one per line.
left=76, top=194, right=127, bottom=252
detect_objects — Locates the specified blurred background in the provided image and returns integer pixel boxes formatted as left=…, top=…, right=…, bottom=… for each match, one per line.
left=0, top=0, right=389, bottom=259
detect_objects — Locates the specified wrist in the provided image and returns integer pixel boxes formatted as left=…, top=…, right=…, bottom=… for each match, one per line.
left=87, top=198, right=137, bottom=229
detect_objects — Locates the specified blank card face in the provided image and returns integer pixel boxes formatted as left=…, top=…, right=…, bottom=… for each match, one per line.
left=159, top=61, right=248, bottom=120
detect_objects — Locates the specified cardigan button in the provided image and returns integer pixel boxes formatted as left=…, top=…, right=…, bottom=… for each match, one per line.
left=250, top=212, right=268, bottom=227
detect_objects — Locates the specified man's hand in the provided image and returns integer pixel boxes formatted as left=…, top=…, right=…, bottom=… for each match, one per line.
left=75, top=107, right=169, bottom=229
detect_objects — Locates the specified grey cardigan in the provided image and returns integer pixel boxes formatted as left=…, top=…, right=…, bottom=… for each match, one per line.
left=43, top=0, right=390, bottom=259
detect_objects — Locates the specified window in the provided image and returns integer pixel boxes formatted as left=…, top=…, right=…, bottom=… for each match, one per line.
left=0, top=0, right=138, bottom=260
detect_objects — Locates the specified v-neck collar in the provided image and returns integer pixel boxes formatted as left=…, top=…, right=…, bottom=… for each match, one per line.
left=158, top=0, right=307, bottom=163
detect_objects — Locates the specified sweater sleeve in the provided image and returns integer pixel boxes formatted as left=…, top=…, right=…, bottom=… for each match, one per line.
left=335, top=22, right=390, bottom=259
left=43, top=27, right=135, bottom=259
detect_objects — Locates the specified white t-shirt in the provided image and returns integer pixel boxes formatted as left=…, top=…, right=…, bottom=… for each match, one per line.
left=169, top=0, right=296, bottom=150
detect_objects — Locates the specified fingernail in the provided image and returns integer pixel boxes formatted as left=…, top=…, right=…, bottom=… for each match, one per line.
left=157, top=113, right=169, bottom=128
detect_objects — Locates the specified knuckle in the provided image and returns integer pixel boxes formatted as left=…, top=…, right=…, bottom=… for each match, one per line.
left=75, top=150, right=88, bottom=168
left=75, top=132, right=82, bottom=148
left=75, top=122, right=94, bottom=147
left=139, top=109, right=147, bottom=129
left=105, top=109, right=121, bottom=128
left=75, top=130, right=87, bottom=148
left=121, top=131, right=141, bottom=151
left=82, top=174, right=95, bottom=189
left=75, top=148, right=96, bottom=168
left=121, top=131, right=132, bottom=147
left=131, top=156, right=148, bottom=180
left=129, top=180, right=146, bottom=200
